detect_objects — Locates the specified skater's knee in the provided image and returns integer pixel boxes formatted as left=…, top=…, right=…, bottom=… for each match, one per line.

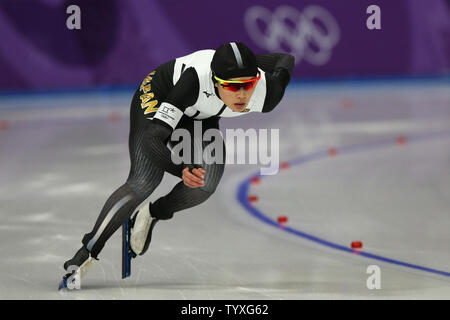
left=123, top=180, right=152, bottom=200
left=198, top=164, right=224, bottom=193
left=126, top=170, right=164, bottom=196
left=149, top=200, right=174, bottom=220
left=199, top=183, right=217, bottom=194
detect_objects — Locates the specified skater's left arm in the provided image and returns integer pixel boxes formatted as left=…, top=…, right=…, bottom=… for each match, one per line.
left=256, top=53, right=295, bottom=113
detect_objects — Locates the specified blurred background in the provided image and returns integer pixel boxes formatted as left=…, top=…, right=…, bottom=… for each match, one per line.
left=0, top=0, right=449, bottom=299
left=0, top=0, right=448, bottom=91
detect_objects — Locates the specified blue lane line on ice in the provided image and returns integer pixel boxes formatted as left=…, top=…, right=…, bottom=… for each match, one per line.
left=237, top=130, right=450, bottom=278
left=0, top=74, right=448, bottom=98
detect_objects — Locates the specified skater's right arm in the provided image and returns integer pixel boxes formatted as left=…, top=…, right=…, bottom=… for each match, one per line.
left=143, top=68, right=205, bottom=183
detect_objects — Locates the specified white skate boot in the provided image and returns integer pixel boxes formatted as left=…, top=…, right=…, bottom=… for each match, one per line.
left=130, top=203, right=158, bottom=255
left=59, top=246, right=97, bottom=290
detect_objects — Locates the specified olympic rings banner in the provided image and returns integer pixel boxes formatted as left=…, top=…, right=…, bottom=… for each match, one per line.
left=0, top=0, right=449, bottom=91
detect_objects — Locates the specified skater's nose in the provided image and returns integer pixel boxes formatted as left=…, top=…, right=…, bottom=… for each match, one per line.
left=235, top=87, right=247, bottom=99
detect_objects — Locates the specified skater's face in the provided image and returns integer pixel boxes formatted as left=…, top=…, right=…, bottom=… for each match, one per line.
left=215, top=76, right=257, bottom=112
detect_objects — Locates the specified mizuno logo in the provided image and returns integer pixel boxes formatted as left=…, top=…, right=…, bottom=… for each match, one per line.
left=203, top=91, right=214, bottom=98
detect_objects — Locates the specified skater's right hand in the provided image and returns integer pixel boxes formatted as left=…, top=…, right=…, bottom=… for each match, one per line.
left=182, top=167, right=206, bottom=188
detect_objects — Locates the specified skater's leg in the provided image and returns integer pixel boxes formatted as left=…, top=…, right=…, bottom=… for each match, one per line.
left=81, top=176, right=162, bottom=258
left=151, top=117, right=226, bottom=220
left=68, top=92, right=166, bottom=263
left=129, top=158, right=224, bottom=254
left=150, top=161, right=224, bottom=220
left=60, top=78, right=173, bottom=286
left=129, top=117, right=225, bottom=254
left=80, top=124, right=165, bottom=259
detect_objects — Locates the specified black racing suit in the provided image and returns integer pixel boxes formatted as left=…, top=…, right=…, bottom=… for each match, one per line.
left=80, top=53, right=295, bottom=258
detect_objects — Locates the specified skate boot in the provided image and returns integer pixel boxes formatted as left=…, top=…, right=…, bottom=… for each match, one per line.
left=130, top=203, right=158, bottom=256
left=58, top=246, right=97, bottom=290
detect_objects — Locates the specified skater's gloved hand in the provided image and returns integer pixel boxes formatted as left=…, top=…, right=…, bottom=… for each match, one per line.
left=182, top=167, right=206, bottom=188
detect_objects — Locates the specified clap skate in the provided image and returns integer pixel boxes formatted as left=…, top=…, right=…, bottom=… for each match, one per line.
left=58, top=246, right=97, bottom=290
left=122, top=204, right=158, bottom=278
left=130, top=203, right=159, bottom=256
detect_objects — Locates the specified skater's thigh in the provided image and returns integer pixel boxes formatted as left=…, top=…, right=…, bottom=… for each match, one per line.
left=126, top=95, right=165, bottom=193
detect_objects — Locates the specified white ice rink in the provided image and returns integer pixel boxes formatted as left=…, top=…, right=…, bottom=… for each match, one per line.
left=0, top=78, right=449, bottom=299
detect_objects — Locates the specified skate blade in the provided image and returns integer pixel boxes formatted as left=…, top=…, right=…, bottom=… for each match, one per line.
left=58, top=257, right=96, bottom=291
left=58, top=278, right=68, bottom=291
